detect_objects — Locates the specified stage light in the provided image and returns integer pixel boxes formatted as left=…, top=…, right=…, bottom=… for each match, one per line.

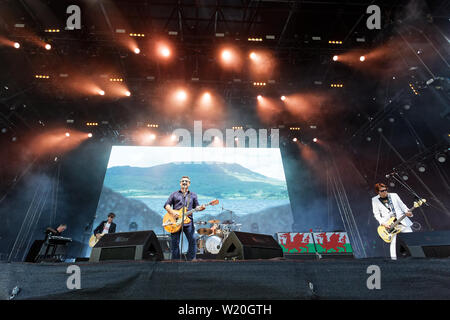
left=333, top=55, right=338, bottom=61
left=175, top=90, right=187, bottom=101
left=417, top=163, right=426, bottom=173
left=134, top=48, right=140, bottom=54
left=98, top=90, right=105, bottom=96
left=221, top=50, right=232, bottom=62
left=150, top=134, right=156, bottom=140
left=88, top=133, right=93, bottom=138
left=65, top=132, right=70, bottom=137
left=292, top=138, right=297, bottom=142
left=171, top=134, right=177, bottom=141
left=280, top=96, right=286, bottom=101
left=125, top=91, right=131, bottom=97
left=257, top=95, right=263, bottom=101
left=313, top=138, right=318, bottom=143
left=45, top=43, right=51, bottom=50
left=161, top=47, right=171, bottom=57
left=436, top=153, right=446, bottom=163
left=14, top=42, right=20, bottom=49
left=249, top=52, right=257, bottom=60
left=359, top=55, right=365, bottom=62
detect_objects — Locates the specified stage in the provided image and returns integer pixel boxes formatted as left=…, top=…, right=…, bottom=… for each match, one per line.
left=1, top=257, right=449, bottom=300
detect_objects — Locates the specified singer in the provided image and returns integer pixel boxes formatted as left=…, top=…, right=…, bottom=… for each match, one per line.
left=164, top=176, right=205, bottom=260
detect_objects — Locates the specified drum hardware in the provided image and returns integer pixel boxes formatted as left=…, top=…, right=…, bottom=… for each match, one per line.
left=197, top=228, right=213, bottom=235
left=208, top=219, right=220, bottom=224
left=194, top=220, right=208, bottom=225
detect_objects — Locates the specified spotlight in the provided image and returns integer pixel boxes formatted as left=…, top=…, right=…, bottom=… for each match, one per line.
left=436, top=153, right=446, bottom=163
left=249, top=52, right=257, bottom=60
left=134, top=48, right=140, bottom=54
left=88, top=133, right=93, bottom=138
left=161, top=47, right=170, bottom=57
left=417, top=163, right=426, bottom=173
left=99, top=90, right=105, bottom=96
left=150, top=134, right=156, bottom=140
left=292, top=138, right=297, bottom=142
left=221, top=50, right=232, bottom=62
left=175, top=90, right=187, bottom=101
left=171, top=134, right=177, bottom=141
left=359, top=55, right=365, bottom=62
left=280, top=96, right=286, bottom=101
left=332, top=55, right=338, bottom=61
left=65, top=132, right=70, bottom=137
left=14, top=42, right=20, bottom=49
left=313, top=138, right=318, bottom=143
left=257, top=95, right=263, bottom=101
left=45, top=43, right=51, bottom=50
left=125, top=91, right=131, bottom=97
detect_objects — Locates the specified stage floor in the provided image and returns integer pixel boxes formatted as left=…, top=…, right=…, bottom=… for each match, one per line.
left=1, top=257, right=449, bottom=300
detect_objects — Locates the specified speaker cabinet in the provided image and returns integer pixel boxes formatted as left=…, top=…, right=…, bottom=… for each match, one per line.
left=89, top=230, right=163, bottom=262
left=397, top=231, right=450, bottom=258
left=217, top=231, right=283, bottom=260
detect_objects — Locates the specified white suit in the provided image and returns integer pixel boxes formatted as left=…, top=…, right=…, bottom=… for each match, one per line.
left=372, top=193, right=413, bottom=259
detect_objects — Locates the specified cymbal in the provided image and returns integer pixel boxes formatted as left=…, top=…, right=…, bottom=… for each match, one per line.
left=221, top=220, right=235, bottom=224
left=208, top=219, right=220, bottom=224
left=197, top=228, right=213, bottom=235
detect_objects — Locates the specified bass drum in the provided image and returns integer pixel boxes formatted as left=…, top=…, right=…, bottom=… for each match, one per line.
left=205, top=235, right=223, bottom=254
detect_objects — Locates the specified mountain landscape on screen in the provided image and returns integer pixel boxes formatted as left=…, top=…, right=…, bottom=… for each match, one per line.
left=103, top=162, right=289, bottom=200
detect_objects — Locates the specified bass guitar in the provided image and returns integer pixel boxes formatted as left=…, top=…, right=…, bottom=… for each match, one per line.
left=88, top=234, right=104, bottom=248
left=162, top=199, right=219, bottom=233
left=377, top=198, right=426, bottom=243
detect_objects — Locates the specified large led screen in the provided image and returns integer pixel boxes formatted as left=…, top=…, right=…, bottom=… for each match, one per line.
left=92, top=146, right=294, bottom=239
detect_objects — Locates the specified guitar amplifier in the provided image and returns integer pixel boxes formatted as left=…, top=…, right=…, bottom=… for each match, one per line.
left=89, top=230, right=163, bottom=262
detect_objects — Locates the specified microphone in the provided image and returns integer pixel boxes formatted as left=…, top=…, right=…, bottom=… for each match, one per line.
left=385, top=171, right=396, bottom=178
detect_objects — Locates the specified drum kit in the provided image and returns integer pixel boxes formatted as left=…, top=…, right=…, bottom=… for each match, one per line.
left=195, top=208, right=241, bottom=254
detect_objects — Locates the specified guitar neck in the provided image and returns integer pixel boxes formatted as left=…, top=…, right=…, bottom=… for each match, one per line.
left=183, top=202, right=212, bottom=217
left=393, top=205, right=417, bottom=226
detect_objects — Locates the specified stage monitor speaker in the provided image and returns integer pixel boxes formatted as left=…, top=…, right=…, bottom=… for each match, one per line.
left=89, top=230, right=163, bottom=262
left=157, top=234, right=172, bottom=260
left=217, top=231, right=283, bottom=260
left=397, top=231, right=450, bottom=258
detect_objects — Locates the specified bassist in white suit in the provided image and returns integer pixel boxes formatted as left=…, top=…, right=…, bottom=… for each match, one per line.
left=372, top=183, right=414, bottom=259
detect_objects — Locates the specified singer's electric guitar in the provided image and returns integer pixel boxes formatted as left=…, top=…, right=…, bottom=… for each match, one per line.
left=377, top=198, right=426, bottom=243
left=162, top=199, right=219, bottom=233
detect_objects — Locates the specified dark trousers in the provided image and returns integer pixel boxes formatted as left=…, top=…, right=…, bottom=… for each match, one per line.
left=171, top=222, right=196, bottom=260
